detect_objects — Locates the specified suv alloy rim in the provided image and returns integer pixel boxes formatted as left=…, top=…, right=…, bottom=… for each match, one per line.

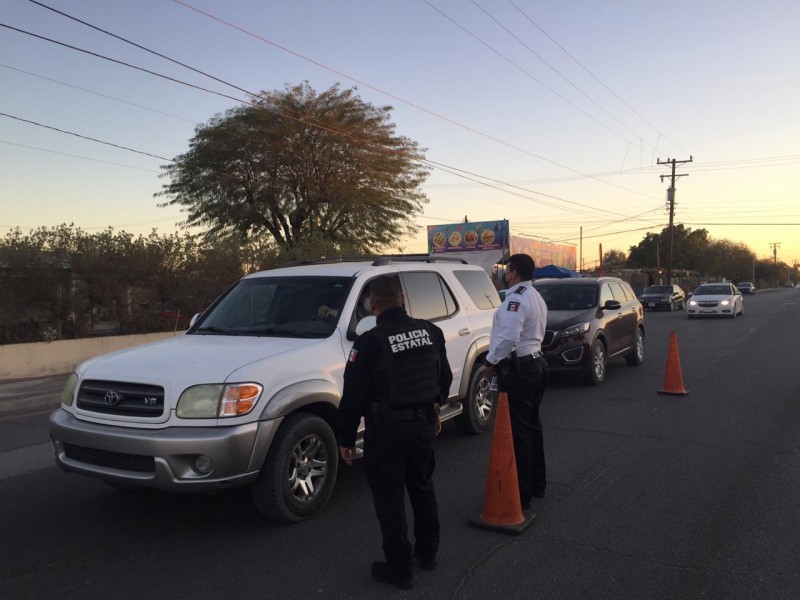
left=288, top=433, right=329, bottom=503
left=474, top=374, right=494, bottom=424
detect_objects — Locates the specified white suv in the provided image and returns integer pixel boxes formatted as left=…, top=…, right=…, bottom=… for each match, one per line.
left=49, top=256, right=501, bottom=522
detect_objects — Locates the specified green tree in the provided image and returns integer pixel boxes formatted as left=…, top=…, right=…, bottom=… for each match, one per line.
left=158, top=82, right=430, bottom=257
left=602, top=249, right=628, bottom=270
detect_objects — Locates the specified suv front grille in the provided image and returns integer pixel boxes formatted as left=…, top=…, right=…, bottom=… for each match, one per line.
left=77, top=380, right=165, bottom=417
left=64, top=443, right=155, bottom=473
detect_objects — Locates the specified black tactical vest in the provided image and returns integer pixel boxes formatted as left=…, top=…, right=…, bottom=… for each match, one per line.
left=369, top=319, right=441, bottom=406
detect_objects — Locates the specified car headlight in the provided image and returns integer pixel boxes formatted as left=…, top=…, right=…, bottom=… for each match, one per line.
left=689, top=300, right=697, bottom=306
left=556, top=321, right=591, bottom=338
left=60, top=373, right=78, bottom=406
left=177, top=383, right=263, bottom=418
left=720, top=299, right=730, bottom=306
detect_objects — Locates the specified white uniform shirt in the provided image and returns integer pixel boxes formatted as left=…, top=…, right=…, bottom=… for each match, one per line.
left=486, top=280, right=547, bottom=364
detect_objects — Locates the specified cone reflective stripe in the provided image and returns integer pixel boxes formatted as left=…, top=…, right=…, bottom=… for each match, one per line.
left=659, top=329, right=689, bottom=396
left=469, top=391, right=535, bottom=534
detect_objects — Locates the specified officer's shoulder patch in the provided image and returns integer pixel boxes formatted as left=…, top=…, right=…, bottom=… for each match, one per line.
left=507, top=301, right=521, bottom=312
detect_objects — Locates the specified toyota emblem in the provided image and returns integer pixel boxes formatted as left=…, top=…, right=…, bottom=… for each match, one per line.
left=104, top=391, right=121, bottom=405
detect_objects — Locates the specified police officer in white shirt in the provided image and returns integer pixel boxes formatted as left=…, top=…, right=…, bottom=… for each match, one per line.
left=485, top=253, right=548, bottom=509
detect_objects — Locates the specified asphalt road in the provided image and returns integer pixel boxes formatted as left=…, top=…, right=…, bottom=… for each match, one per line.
left=2, top=288, right=799, bottom=600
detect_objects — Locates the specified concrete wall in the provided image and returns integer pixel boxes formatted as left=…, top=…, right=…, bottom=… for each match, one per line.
left=0, top=332, right=184, bottom=380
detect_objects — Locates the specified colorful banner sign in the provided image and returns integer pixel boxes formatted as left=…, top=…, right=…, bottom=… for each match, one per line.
left=428, top=220, right=508, bottom=253
left=509, top=236, right=577, bottom=270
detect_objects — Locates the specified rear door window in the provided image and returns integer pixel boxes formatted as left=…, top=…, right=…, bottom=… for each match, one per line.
left=453, top=269, right=501, bottom=309
left=401, top=271, right=458, bottom=321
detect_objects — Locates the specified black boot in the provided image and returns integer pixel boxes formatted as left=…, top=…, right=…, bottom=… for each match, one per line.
left=371, top=561, right=414, bottom=589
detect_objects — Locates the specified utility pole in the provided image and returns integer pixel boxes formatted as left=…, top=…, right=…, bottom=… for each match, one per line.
left=769, top=242, right=780, bottom=288
left=579, top=226, right=583, bottom=272
left=657, top=156, right=692, bottom=284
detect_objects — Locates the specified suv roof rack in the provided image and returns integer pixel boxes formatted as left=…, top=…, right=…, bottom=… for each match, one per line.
left=281, top=254, right=469, bottom=267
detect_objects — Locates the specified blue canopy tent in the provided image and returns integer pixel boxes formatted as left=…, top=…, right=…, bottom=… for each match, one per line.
left=533, top=264, right=582, bottom=279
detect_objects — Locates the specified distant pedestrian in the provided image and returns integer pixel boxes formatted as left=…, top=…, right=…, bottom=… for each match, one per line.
left=485, top=254, right=548, bottom=508
left=337, top=275, right=452, bottom=589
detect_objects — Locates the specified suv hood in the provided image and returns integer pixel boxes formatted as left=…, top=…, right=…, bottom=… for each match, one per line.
left=545, top=308, right=597, bottom=329
left=76, top=335, right=322, bottom=384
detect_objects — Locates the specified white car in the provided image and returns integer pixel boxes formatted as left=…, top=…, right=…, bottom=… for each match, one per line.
left=687, top=283, right=743, bottom=319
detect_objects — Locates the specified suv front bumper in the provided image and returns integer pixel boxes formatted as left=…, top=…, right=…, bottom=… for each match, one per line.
left=49, top=409, right=282, bottom=491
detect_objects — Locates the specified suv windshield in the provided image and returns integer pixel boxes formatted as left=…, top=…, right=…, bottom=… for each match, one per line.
left=644, top=285, right=671, bottom=294
left=191, top=276, right=353, bottom=338
left=534, top=284, right=598, bottom=310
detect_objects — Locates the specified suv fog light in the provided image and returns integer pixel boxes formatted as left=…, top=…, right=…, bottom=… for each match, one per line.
left=194, top=455, right=213, bottom=475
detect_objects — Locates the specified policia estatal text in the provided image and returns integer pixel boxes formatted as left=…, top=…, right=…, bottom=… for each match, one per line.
left=338, top=275, right=452, bottom=590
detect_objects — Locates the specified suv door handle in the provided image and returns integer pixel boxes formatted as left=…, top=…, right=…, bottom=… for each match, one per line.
left=458, top=328, right=471, bottom=336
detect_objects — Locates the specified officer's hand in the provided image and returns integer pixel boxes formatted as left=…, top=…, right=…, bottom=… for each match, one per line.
left=339, top=446, right=355, bottom=466
left=434, top=416, right=442, bottom=436
left=484, top=362, right=496, bottom=376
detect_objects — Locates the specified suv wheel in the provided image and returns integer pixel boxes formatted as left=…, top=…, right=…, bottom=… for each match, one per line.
left=625, top=327, right=644, bottom=365
left=251, top=413, right=338, bottom=522
left=455, top=363, right=496, bottom=434
left=584, top=338, right=606, bottom=385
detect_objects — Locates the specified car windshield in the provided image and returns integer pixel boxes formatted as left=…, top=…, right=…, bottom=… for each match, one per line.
left=534, top=284, right=597, bottom=310
left=190, top=276, right=353, bottom=338
left=695, top=285, right=731, bottom=296
left=737, top=282, right=752, bottom=287
left=644, top=285, right=672, bottom=294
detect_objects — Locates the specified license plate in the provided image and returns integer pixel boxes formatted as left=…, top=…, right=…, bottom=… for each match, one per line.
left=647, top=303, right=654, bottom=308
left=700, top=309, right=714, bottom=313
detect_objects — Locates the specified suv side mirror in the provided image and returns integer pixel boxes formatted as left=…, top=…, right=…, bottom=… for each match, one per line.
left=602, top=300, right=622, bottom=311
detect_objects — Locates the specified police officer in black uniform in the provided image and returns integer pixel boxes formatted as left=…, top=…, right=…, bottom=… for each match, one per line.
left=485, top=253, right=548, bottom=509
left=338, top=275, right=452, bottom=590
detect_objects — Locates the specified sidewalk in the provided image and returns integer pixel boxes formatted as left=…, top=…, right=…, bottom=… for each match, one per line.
left=0, top=374, right=69, bottom=417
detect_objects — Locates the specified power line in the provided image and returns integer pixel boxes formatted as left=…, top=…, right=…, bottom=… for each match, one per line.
left=2, top=23, right=659, bottom=222
left=506, top=0, right=691, bottom=157
left=168, top=0, right=662, bottom=202
left=469, top=0, right=661, bottom=155
left=421, top=0, right=647, bottom=150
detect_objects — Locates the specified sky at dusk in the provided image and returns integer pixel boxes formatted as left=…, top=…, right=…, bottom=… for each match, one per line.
left=2, top=0, right=799, bottom=270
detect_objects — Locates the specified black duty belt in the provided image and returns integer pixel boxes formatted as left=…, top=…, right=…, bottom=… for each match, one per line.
left=391, top=406, right=433, bottom=422
left=517, top=351, right=543, bottom=364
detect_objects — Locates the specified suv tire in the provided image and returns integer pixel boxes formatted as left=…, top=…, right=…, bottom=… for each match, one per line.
left=585, top=338, right=606, bottom=386
left=625, top=327, right=644, bottom=365
left=455, top=363, right=496, bottom=434
left=251, top=413, right=338, bottom=522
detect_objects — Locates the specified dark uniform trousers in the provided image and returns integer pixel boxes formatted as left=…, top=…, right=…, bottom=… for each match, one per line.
left=363, top=418, right=439, bottom=573
left=501, top=355, right=548, bottom=502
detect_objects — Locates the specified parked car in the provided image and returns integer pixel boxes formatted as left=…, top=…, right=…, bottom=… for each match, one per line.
left=785, top=281, right=795, bottom=288
left=687, top=283, right=743, bottom=318
left=735, top=282, right=756, bottom=295
left=532, top=277, right=645, bottom=385
left=49, top=256, right=502, bottom=522
left=638, top=284, right=685, bottom=311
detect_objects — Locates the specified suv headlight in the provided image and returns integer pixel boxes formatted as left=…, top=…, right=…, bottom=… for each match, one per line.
left=720, top=299, right=730, bottom=306
left=556, top=321, right=591, bottom=338
left=61, top=373, right=78, bottom=406
left=177, top=383, right=263, bottom=418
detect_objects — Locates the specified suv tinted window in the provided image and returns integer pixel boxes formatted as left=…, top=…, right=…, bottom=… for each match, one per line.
left=453, top=269, right=501, bottom=310
left=609, top=282, right=628, bottom=303
left=599, top=283, right=614, bottom=306
left=402, top=271, right=457, bottom=321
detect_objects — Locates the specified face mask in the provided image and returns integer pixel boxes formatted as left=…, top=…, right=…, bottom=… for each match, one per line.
left=362, top=298, right=372, bottom=313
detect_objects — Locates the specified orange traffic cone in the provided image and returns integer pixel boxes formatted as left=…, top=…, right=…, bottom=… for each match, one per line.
left=658, top=330, right=689, bottom=395
left=469, top=391, right=535, bottom=534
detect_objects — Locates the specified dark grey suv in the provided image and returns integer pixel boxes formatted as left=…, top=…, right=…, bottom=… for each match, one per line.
left=533, top=277, right=645, bottom=385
